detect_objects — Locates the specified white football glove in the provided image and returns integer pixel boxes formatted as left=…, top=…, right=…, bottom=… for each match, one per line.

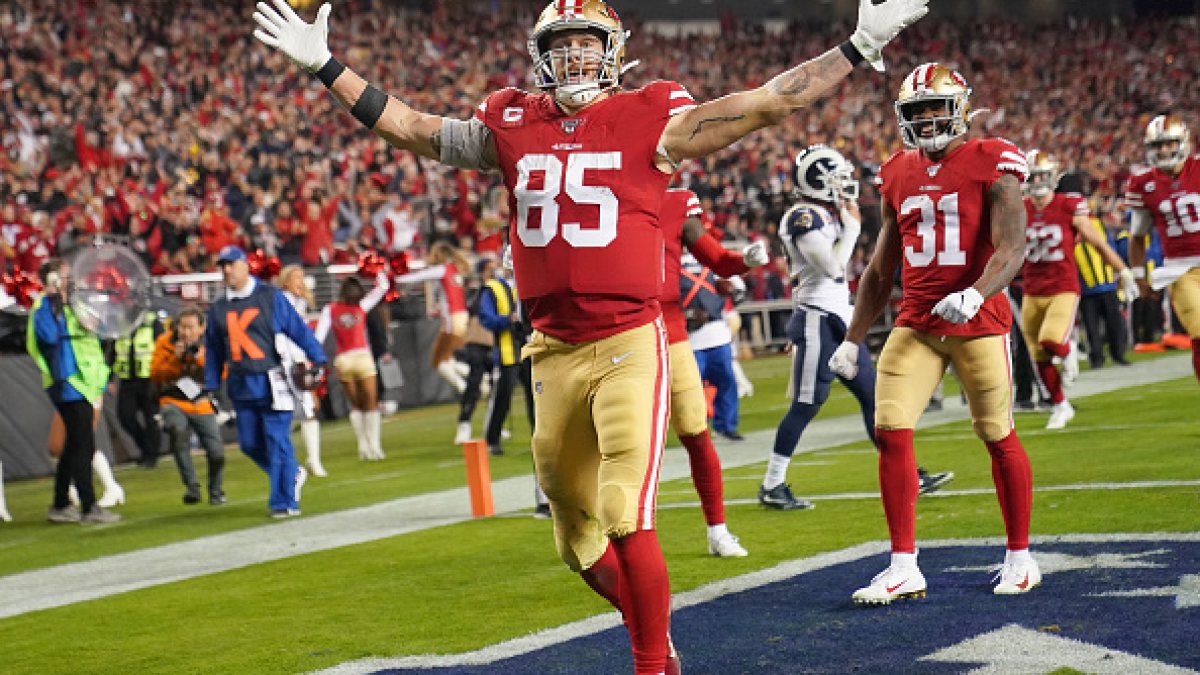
left=829, top=341, right=860, bottom=380
left=1118, top=268, right=1141, bottom=302
left=252, top=0, right=333, bottom=73
left=742, top=241, right=769, bottom=268
left=931, top=287, right=984, bottom=325
left=850, top=0, right=931, bottom=72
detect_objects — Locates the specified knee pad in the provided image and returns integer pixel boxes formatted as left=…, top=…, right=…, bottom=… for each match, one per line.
left=671, top=388, right=708, bottom=437
left=973, top=418, right=1011, bottom=443
left=875, top=399, right=916, bottom=431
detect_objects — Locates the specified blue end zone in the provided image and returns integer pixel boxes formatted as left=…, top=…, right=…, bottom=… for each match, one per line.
left=372, top=539, right=1200, bottom=674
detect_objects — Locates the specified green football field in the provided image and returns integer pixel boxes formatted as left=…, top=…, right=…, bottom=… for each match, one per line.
left=0, top=352, right=1197, bottom=674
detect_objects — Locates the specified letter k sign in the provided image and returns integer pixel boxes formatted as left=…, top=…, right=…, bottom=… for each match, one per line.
left=226, top=309, right=265, bottom=361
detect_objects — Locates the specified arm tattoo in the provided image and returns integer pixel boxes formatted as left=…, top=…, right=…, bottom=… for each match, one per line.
left=688, top=115, right=747, bottom=141
left=766, top=50, right=847, bottom=99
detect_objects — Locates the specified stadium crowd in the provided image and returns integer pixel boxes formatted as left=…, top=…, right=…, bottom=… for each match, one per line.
left=1, top=0, right=1196, bottom=296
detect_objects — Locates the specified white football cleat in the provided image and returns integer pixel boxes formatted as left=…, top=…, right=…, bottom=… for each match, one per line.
left=454, top=422, right=471, bottom=445
left=994, top=555, right=1042, bottom=595
left=1045, top=400, right=1075, bottom=430
left=708, top=531, right=749, bottom=558
left=97, top=484, right=126, bottom=508
left=852, top=563, right=927, bottom=604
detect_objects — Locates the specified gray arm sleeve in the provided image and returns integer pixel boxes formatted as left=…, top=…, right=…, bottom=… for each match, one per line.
left=439, top=118, right=497, bottom=172
left=1129, top=208, right=1153, bottom=236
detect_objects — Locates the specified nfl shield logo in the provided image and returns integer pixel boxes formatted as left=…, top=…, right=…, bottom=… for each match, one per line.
left=561, top=119, right=582, bottom=134
left=535, top=381, right=543, bottom=395
left=927, top=164, right=941, bottom=177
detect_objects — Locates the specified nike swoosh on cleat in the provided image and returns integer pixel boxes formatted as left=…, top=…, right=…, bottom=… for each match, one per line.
left=1016, top=574, right=1029, bottom=589
left=886, top=580, right=907, bottom=593
left=611, top=352, right=633, bottom=364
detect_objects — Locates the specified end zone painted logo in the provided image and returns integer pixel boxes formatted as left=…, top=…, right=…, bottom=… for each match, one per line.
left=326, top=534, right=1200, bottom=675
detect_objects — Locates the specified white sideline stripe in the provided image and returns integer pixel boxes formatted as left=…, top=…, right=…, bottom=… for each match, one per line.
left=313, top=532, right=1200, bottom=674
left=0, top=354, right=1191, bottom=621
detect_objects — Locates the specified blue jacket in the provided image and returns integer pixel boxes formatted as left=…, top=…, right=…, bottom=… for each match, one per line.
left=205, top=279, right=326, bottom=404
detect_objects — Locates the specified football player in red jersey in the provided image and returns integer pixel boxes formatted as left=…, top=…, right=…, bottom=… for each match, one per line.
left=660, top=187, right=767, bottom=558
left=253, top=0, right=929, bottom=670
left=1127, top=115, right=1200, bottom=383
left=1020, top=150, right=1139, bottom=430
left=829, top=63, right=1041, bottom=603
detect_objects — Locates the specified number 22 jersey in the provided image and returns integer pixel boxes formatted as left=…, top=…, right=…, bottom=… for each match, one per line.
left=476, top=81, right=697, bottom=343
left=878, top=137, right=1029, bottom=336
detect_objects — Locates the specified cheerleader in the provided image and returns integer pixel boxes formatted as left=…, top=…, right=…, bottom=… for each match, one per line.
left=315, top=271, right=391, bottom=460
left=277, top=265, right=326, bottom=476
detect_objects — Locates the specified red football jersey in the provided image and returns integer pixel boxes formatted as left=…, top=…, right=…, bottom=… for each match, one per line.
left=660, top=188, right=703, bottom=343
left=1021, top=193, right=1087, bottom=296
left=879, top=138, right=1028, bottom=336
left=328, top=302, right=369, bottom=354
left=439, top=262, right=467, bottom=315
left=477, top=81, right=697, bottom=343
left=1124, top=156, right=1200, bottom=259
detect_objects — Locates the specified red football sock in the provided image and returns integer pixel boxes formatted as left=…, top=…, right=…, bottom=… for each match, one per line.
left=580, top=541, right=622, bottom=612
left=1039, top=339, right=1070, bottom=359
left=612, top=530, right=671, bottom=675
left=680, top=430, right=725, bottom=526
left=1192, top=339, right=1200, bottom=382
left=1036, top=361, right=1065, bottom=404
left=985, top=431, right=1033, bottom=551
left=875, top=428, right=918, bottom=553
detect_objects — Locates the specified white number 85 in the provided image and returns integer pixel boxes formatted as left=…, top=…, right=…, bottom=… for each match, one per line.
left=514, top=152, right=621, bottom=248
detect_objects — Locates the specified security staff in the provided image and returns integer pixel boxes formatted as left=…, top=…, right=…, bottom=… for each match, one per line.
left=204, top=246, right=327, bottom=518
left=28, top=257, right=120, bottom=524
left=477, top=260, right=531, bottom=457
left=1075, top=217, right=1130, bottom=368
left=113, top=309, right=163, bottom=467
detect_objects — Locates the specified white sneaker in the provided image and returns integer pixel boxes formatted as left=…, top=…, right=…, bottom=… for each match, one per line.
left=454, top=422, right=471, bottom=445
left=994, top=556, right=1042, bottom=595
left=500, top=428, right=512, bottom=440
left=1045, top=400, right=1075, bottom=430
left=708, top=531, right=749, bottom=558
left=852, top=563, right=927, bottom=604
left=307, top=460, right=327, bottom=478
left=97, top=484, right=126, bottom=508
left=294, top=466, right=308, bottom=504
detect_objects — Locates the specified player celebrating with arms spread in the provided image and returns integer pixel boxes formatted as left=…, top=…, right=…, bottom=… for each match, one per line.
left=1127, top=115, right=1200, bottom=383
left=829, top=64, right=1040, bottom=603
left=252, top=0, right=928, bottom=670
left=1020, top=150, right=1138, bottom=430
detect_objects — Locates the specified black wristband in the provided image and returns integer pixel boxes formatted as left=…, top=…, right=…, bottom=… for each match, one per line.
left=839, top=40, right=866, bottom=67
left=351, top=84, right=388, bottom=130
left=314, top=57, right=345, bottom=88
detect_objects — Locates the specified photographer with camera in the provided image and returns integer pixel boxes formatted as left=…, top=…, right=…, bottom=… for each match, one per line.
left=151, top=307, right=226, bottom=505
left=27, top=257, right=120, bottom=524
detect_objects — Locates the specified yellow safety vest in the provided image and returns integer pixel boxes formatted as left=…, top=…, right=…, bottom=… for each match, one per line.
left=1074, top=217, right=1115, bottom=290
left=113, top=311, right=158, bottom=379
left=485, top=279, right=518, bottom=366
left=26, top=294, right=111, bottom=405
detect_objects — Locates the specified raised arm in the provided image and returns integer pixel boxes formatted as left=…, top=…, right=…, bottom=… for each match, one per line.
left=252, top=0, right=495, bottom=168
left=657, top=0, right=928, bottom=165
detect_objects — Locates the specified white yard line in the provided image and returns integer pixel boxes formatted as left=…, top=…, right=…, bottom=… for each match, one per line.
left=0, top=354, right=1192, bottom=621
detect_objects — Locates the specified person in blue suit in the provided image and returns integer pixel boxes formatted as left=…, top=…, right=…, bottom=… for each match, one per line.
left=204, top=246, right=327, bottom=518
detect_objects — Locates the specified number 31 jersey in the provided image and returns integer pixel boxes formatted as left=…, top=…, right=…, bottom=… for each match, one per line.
left=476, top=81, right=697, bottom=343
left=1124, top=156, right=1200, bottom=260
left=878, top=137, right=1029, bottom=336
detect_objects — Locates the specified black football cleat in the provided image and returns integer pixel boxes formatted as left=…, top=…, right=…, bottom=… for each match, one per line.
left=758, top=483, right=814, bottom=510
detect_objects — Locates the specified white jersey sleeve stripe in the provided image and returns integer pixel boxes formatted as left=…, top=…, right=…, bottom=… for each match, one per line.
left=668, top=103, right=697, bottom=116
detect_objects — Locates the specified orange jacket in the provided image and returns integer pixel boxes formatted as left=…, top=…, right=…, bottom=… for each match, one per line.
left=151, top=331, right=215, bottom=416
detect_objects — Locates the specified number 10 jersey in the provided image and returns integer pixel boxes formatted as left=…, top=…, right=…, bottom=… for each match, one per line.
left=476, top=81, right=697, bottom=343
left=878, top=137, right=1029, bottom=336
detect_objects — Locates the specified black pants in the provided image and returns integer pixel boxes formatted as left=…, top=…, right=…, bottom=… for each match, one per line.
left=457, top=343, right=495, bottom=423
left=1131, top=294, right=1165, bottom=344
left=484, top=357, right=535, bottom=446
left=53, top=399, right=96, bottom=511
left=118, top=377, right=160, bottom=465
left=1007, top=288, right=1039, bottom=404
left=1079, top=291, right=1127, bottom=367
